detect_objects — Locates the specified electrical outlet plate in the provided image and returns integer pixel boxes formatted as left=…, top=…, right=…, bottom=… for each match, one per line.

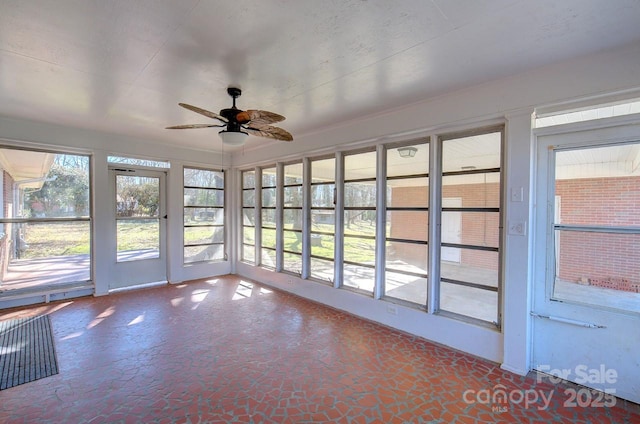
left=508, top=221, right=527, bottom=236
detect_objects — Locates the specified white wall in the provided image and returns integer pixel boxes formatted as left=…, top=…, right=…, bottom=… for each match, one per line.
left=231, top=42, right=640, bottom=368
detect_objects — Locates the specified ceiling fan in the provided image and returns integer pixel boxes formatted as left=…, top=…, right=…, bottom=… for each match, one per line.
left=166, top=87, right=293, bottom=146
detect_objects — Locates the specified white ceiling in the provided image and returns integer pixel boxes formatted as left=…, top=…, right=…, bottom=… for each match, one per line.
left=1, top=0, right=640, bottom=153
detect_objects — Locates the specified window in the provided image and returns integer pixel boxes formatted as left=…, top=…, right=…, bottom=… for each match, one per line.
left=116, top=173, right=160, bottom=262
left=0, top=149, right=91, bottom=290
left=438, top=128, right=502, bottom=324
left=552, top=143, right=640, bottom=313
left=282, top=162, right=303, bottom=275
left=343, top=150, right=377, bottom=293
left=261, top=167, right=277, bottom=268
left=183, top=167, right=224, bottom=263
left=238, top=124, right=504, bottom=327
left=310, top=157, right=336, bottom=283
left=384, top=142, right=429, bottom=305
left=108, top=156, right=170, bottom=168
left=535, top=99, right=640, bottom=128
left=241, top=170, right=256, bottom=264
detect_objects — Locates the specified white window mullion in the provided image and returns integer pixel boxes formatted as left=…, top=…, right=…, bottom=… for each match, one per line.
left=301, top=157, right=311, bottom=279
left=334, top=152, right=345, bottom=288
left=254, top=167, right=262, bottom=267
left=374, top=144, right=386, bottom=300
left=275, top=162, right=284, bottom=272
left=428, top=134, right=441, bottom=313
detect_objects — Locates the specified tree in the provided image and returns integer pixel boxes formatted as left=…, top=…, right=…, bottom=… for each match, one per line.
left=24, top=163, right=89, bottom=217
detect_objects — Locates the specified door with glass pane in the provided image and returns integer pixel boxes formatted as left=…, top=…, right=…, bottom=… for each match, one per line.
left=109, top=168, right=166, bottom=290
left=533, top=123, right=640, bottom=404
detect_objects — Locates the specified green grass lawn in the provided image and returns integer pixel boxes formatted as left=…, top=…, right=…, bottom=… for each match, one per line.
left=19, top=218, right=381, bottom=263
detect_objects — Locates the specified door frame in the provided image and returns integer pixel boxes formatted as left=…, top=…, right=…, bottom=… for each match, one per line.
left=531, top=116, right=640, bottom=404
left=108, top=166, right=168, bottom=291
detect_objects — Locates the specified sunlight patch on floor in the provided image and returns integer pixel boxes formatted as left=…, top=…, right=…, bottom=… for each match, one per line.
left=87, top=306, right=115, bottom=329
left=128, top=314, right=145, bottom=326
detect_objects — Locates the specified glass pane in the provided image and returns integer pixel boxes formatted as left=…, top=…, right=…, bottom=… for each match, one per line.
left=283, top=252, right=302, bottom=274
left=262, top=188, right=276, bottom=207
left=442, top=131, right=501, bottom=173
left=442, top=173, right=500, bottom=208
left=243, top=190, right=255, bottom=207
left=311, top=210, right=334, bottom=231
left=387, top=143, right=428, bottom=177
left=262, top=167, right=277, bottom=187
left=116, top=176, right=159, bottom=218
left=262, top=209, right=276, bottom=228
left=184, top=226, right=223, bottom=245
left=345, top=151, right=376, bottom=180
left=184, top=245, right=223, bottom=263
left=312, top=158, right=335, bottom=183
left=242, top=171, right=256, bottom=189
left=242, top=244, right=255, bottom=264
left=19, top=153, right=90, bottom=218
left=343, top=263, right=374, bottom=293
left=284, top=186, right=302, bottom=205
left=242, top=209, right=255, bottom=226
left=262, top=228, right=276, bottom=249
left=440, top=211, right=499, bottom=248
left=344, top=236, right=375, bottom=265
left=310, top=257, right=334, bottom=282
left=284, top=163, right=303, bottom=185
left=0, top=150, right=92, bottom=290
left=184, top=168, right=223, bottom=188
left=6, top=221, right=91, bottom=284
left=387, top=179, right=428, bottom=208
left=311, top=184, right=335, bottom=207
left=554, top=230, right=640, bottom=313
left=440, top=282, right=498, bottom=323
left=284, top=230, right=302, bottom=254
left=385, top=271, right=427, bottom=305
left=311, top=233, right=334, bottom=260
left=243, top=227, right=255, bottom=244
left=108, top=156, right=169, bottom=168
left=117, top=219, right=159, bottom=262
left=536, top=99, right=640, bottom=128
left=261, top=248, right=276, bottom=268
left=552, top=143, right=640, bottom=313
left=184, top=188, right=223, bottom=207
left=441, top=249, right=499, bottom=288
left=386, top=241, right=428, bottom=274
left=556, top=145, right=640, bottom=226
left=345, top=182, right=376, bottom=207
left=183, top=208, right=223, bottom=225
left=344, top=211, right=376, bottom=236
left=284, top=209, right=303, bottom=230
left=388, top=211, right=428, bottom=241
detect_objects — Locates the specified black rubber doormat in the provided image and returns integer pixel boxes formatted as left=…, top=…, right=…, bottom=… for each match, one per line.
left=0, top=315, right=59, bottom=390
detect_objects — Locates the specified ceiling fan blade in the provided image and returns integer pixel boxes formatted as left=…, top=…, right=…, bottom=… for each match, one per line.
left=165, top=124, right=225, bottom=129
left=245, top=125, right=293, bottom=142
left=178, top=103, right=228, bottom=123
left=236, top=109, right=285, bottom=126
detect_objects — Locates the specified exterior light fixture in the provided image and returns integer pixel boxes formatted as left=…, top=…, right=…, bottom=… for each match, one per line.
left=398, top=146, right=417, bottom=158
left=219, top=130, right=249, bottom=146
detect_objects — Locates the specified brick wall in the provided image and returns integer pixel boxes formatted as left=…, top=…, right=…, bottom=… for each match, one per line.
left=389, top=182, right=500, bottom=271
left=556, top=176, right=640, bottom=291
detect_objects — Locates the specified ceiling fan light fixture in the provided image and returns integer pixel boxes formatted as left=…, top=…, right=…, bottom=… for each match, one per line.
left=398, top=146, right=417, bottom=158
left=219, top=130, right=249, bottom=146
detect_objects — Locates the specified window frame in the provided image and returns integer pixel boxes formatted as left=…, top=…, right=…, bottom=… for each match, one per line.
left=182, top=166, right=225, bottom=264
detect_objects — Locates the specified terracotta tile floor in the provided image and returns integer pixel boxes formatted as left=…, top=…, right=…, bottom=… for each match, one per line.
left=0, top=275, right=638, bottom=423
